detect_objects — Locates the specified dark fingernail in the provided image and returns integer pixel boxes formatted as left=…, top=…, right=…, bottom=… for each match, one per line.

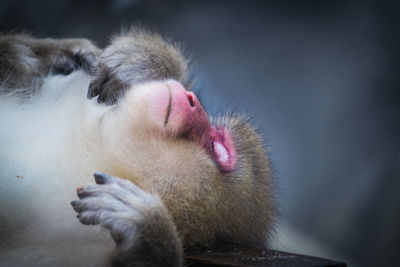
left=77, top=190, right=87, bottom=198
left=94, top=172, right=108, bottom=184
left=87, top=82, right=98, bottom=99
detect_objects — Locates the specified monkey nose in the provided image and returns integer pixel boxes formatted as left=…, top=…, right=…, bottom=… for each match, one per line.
left=185, top=91, right=196, bottom=107
left=165, top=80, right=198, bottom=109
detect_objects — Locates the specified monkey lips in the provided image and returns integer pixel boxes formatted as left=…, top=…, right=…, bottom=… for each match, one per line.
left=207, top=126, right=237, bottom=172
left=154, top=80, right=237, bottom=172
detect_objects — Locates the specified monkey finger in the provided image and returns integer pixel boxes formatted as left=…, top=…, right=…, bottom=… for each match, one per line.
left=71, top=195, right=129, bottom=213
left=87, top=71, right=124, bottom=105
left=73, top=52, right=99, bottom=75
left=76, top=185, right=103, bottom=198
left=78, top=209, right=139, bottom=245
left=76, top=208, right=138, bottom=228
left=100, top=173, right=149, bottom=198
left=52, top=55, right=76, bottom=75
left=97, top=77, right=126, bottom=105
left=74, top=184, right=152, bottom=218
left=105, top=183, right=157, bottom=209
left=93, top=172, right=113, bottom=184
left=76, top=210, right=103, bottom=225
left=93, top=172, right=149, bottom=198
left=87, top=76, right=104, bottom=99
left=76, top=183, right=144, bottom=208
left=78, top=176, right=158, bottom=214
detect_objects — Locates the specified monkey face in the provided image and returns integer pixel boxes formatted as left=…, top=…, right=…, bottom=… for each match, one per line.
left=96, top=79, right=273, bottom=247
left=0, top=31, right=274, bottom=263
left=108, top=79, right=238, bottom=177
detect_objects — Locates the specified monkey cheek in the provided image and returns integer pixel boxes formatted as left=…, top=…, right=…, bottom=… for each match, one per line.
left=125, top=82, right=170, bottom=129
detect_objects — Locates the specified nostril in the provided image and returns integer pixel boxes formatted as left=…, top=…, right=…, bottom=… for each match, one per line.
left=187, top=92, right=195, bottom=107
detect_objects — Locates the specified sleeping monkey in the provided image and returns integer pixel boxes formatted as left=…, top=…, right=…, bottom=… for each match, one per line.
left=0, top=29, right=274, bottom=266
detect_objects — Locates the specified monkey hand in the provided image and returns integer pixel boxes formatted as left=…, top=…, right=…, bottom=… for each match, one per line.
left=71, top=173, right=183, bottom=267
left=0, top=35, right=100, bottom=89
left=87, top=29, right=187, bottom=105
left=51, top=38, right=100, bottom=75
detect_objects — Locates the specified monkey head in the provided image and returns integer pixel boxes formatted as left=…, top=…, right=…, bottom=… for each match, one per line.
left=0, top=29, right=275, bottom=267
left=95, top=77, right=274, bottom=248
left=79, top=29, right=275, bottom=248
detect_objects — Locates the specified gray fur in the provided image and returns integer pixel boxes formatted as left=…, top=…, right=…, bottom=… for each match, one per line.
left=0, top=29, right=274, bottom=267
left=88, top=29, right=189, bottom=105
left=71, top=173, right=183, bottom=267
left=0, top=29, right=188, bottom=105
left=0, top=34, right=99, bottom=96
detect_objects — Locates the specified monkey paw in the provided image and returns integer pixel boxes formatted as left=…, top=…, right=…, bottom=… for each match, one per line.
left=87, top=29, right=187, bottom=105
left=86, top=65, right=126, bottom=105
left=70, top=173, right=163, bottom=246
left=52, top=39, right=100, bottom=76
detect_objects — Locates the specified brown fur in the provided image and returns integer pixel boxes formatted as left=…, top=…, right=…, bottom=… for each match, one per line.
left=0, top=34, right=99, bottom=95
left=88, top=29, right=189, bottom=105
left=0, top=29, right=274, bottom=266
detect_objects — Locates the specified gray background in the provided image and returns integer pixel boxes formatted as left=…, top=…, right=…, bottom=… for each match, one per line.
left=1, top=1, right=399, bottom=266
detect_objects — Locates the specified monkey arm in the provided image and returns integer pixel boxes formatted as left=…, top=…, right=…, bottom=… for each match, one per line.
left=71, top=173, right=183, bottom=267
left=0, top=34, right=99, bottom=92
left=0, top=30, right=187, bottom=103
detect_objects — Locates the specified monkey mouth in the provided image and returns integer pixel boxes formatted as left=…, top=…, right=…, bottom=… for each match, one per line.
left=161, top=80, right=237, bottom=172
left=206, top=126, right=237, bottom=172
left=184, top=126, right=237, bottom=173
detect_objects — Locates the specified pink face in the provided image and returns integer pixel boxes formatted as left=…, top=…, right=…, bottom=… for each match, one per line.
left=137, top=80, right=237, bottom=173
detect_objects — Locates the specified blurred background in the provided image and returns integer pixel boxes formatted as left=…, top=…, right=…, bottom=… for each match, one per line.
left=1, top=1, right=399, bottom=266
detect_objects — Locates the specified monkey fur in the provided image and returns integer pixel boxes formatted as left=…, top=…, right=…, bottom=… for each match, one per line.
left=0, top=29, right=274, bottom=266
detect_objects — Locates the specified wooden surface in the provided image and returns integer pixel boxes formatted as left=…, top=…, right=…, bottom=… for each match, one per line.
left=185, top=246, right=347, bottom=267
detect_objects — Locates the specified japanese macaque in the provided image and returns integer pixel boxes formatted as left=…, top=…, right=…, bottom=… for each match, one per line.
left=0, top=29, right=274, bottom=267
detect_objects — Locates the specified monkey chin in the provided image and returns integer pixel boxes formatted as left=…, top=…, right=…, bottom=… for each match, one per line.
left=144, top=79, right=237, bottom=173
